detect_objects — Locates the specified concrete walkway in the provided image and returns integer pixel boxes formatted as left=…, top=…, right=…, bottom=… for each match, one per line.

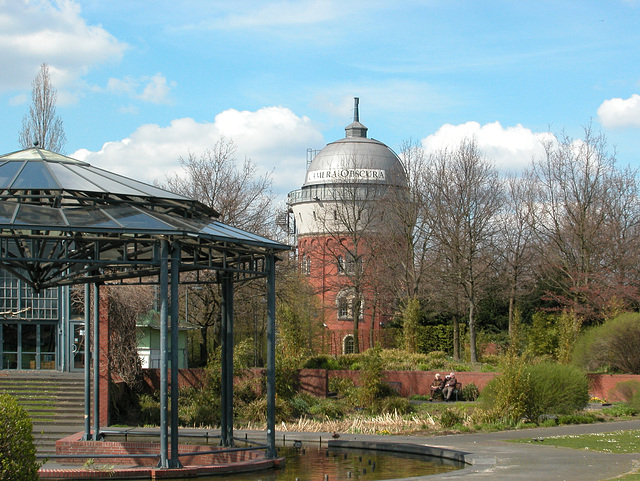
left=238, top=419, right=640, bottom=481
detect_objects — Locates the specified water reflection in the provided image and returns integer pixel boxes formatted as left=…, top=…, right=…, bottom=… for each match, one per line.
left=158, top=445, right=461, bottom=481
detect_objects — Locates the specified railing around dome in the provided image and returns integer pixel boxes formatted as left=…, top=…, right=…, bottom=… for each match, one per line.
left=287, top=184, right=403, bottom=205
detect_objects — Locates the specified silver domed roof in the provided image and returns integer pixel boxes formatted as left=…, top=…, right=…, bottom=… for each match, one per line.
left=303, top=99, right=407, bottom=188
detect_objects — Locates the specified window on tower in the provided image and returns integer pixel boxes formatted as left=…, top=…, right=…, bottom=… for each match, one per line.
left=337, top=253, right=360, bottom=275
left=336, top=288, right=363, bottom=320
left=301, top=254, right=311, bottom=276
left=343, top=335, right=355, bottom=354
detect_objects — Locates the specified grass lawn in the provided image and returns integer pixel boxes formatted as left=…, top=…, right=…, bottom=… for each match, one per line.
left=511, top=430, right=640, bottom=480
left=510, top=429, right=640, bottom=453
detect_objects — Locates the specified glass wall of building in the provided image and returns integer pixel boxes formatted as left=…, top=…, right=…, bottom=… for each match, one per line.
left=0, top=270, right=61, bottom=370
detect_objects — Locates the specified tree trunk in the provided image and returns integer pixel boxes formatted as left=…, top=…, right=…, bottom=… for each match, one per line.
left=453, top=315, right=460, bottom=361
left=200, top=326, right=208, bottom=366
left=468, top=299, right=478, bottom=363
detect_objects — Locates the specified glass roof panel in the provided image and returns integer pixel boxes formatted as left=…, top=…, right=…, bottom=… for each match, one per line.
left=14, top=203, right=66, bottom=226
left=0, top=161, right=25, bottom=189
left=11, top=161, right=60, bottom=190
left=47, top=163, right=107, bottom=192
left=150, top=211, right=208, bottom=232
left=0, top=149, right=44, bottom=161
left=63, top=206, right=121, bottom=228
left=102, top=205, right=176, bottom=230
left=87, top=166, right=188, bottom=200
left=0, top=202, right=16, bottom=222
left=63, top=165, right=150, bottom=196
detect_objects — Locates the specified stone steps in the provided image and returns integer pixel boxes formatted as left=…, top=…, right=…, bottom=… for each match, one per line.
left=0, top=372, right=87, bottom=455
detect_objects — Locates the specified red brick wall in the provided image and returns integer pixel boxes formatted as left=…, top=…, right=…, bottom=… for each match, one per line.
left=56, top=432, right=265, bottom=466
left=98, top=289, right=110, bottom=427
left=136, top=367, right=640, bottom=412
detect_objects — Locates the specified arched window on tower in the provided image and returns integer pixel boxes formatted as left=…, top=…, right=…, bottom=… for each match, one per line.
left=343, top=335, right=355, bottom=354
left=301, top=254, right=311, bottom=276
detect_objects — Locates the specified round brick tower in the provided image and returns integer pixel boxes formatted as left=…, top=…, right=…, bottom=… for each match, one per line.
left=287, top=98, right=408, bottom=354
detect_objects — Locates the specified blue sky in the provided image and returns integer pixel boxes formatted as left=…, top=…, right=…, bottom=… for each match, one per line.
left=2, top=0, right=640, bottom=200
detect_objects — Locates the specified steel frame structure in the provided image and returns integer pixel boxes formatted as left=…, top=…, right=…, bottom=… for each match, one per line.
left=0, top=147, right=288, bottom=467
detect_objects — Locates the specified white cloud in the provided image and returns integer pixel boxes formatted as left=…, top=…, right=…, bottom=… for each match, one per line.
left=71, top=106, right=324, bottom=197
left=421, top=121, right=549, bottom=171
left=107, top=73, right=175, bottom=104
left=597, top=94, right=640, bottom=129
left=0, top=0, right=127, bottom=93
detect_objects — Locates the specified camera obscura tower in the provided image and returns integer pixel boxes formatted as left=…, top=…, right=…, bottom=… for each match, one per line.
left=287, top=99, right=408, bottom=354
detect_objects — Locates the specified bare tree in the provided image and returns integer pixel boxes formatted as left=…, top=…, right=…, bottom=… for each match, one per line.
left=527, top=125, right=640, bottom=322
left=499, top=173, right=537, bottom=338
left=425, top=139, right=503, bottom=363
left=159, top=138, right=276, bottom=365
left=19, top=63, right=67, bottom=152
left=162, top=138, right=275, bottom=236
left=386, top=139, right=434, bottom=300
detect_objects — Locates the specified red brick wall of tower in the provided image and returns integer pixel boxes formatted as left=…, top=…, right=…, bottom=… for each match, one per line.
left=298, top=234, right=395, bottom=354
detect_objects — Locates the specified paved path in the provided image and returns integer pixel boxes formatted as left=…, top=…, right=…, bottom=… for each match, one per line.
left=237, top=419, right=640, bottom=481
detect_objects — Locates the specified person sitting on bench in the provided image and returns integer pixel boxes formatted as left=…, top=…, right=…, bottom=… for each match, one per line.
left=442, top=372, right=457, bottom=401
left=429, top=373, right=444, bottom=401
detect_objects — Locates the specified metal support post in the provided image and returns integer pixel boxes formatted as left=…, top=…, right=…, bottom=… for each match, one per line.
left=169, top=242, right=183, bottom=468
left=266, top=254, right=277, bottom=458
left=92, top=283, right=101, bottom=441
left=224, top=274, right=234, bottom=445
left=83, top=282, right=91, bottom=440
left=158, top=240, right=169, bottom=468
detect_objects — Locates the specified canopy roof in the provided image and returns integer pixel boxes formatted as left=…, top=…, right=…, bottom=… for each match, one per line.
left=0, top=147, right=288, bottom=289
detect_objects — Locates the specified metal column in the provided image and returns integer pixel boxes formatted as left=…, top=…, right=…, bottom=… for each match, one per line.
left=220, top=273, right=234, bottom=446
left=266, top=254, right=276, bottom=458
left=158, top=240, right=169, bottom=468
left=83, top=282, right=91, bottom=440
left=92, top=283, right=101, bottom=441
left=170, top=242, right=182, bottom=468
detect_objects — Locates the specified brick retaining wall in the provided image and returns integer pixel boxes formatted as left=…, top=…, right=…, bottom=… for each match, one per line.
left=56, top=432, right=266, bottom=466
left=138, top=368, right=638, bottom=407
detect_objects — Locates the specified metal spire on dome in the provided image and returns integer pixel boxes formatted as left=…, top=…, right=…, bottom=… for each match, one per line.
left=345, top=97, right=368, bottom=138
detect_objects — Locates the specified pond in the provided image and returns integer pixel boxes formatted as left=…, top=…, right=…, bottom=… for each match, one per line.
left=156, top=444, right=463, bottom=481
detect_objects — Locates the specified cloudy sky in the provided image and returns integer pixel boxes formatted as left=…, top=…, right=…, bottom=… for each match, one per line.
left=2, top=0, right=640, bottom=200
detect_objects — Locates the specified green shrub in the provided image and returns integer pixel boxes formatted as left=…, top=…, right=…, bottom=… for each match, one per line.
left=356, top=347, right=387, bottom=406
left=0, top=393, right=41, bottom=480
left=410, top=394, right=430, bottom=401
left=526, top=362, right=590, bottom=419
left=539, top=417, right=558, bottom=427
left=288, top=393, right=314, bottom=418
left=461, top=383, right=480, bottom=401
left=373, top=396, right=413, bottom=415
left=602, top=404, right=639, bottom=417
left=573, top=312, right=640, bottom=374
left=526, top=311, right=559, bottom=358
left=557, top=413, right=597, bottom=425
left=303, top=355, right=341, bottom=370
left=439, top=408, right=465, bottom=428
left=139, top=393, right=160, bottom=426
left=328, top=377, right=357, bottom=399
left=479, top=353, right=531, bottom=424
left=481, top=359, right=589, bottom=424
left=308, top=399, right=348, bottom=419
left=275, top=354, right=301, bottom=400
left=177, top=387, right=221, bottom=427
left=239, top=397, right=293, bottom=423
left=614, top=379, right=640, bottom=403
